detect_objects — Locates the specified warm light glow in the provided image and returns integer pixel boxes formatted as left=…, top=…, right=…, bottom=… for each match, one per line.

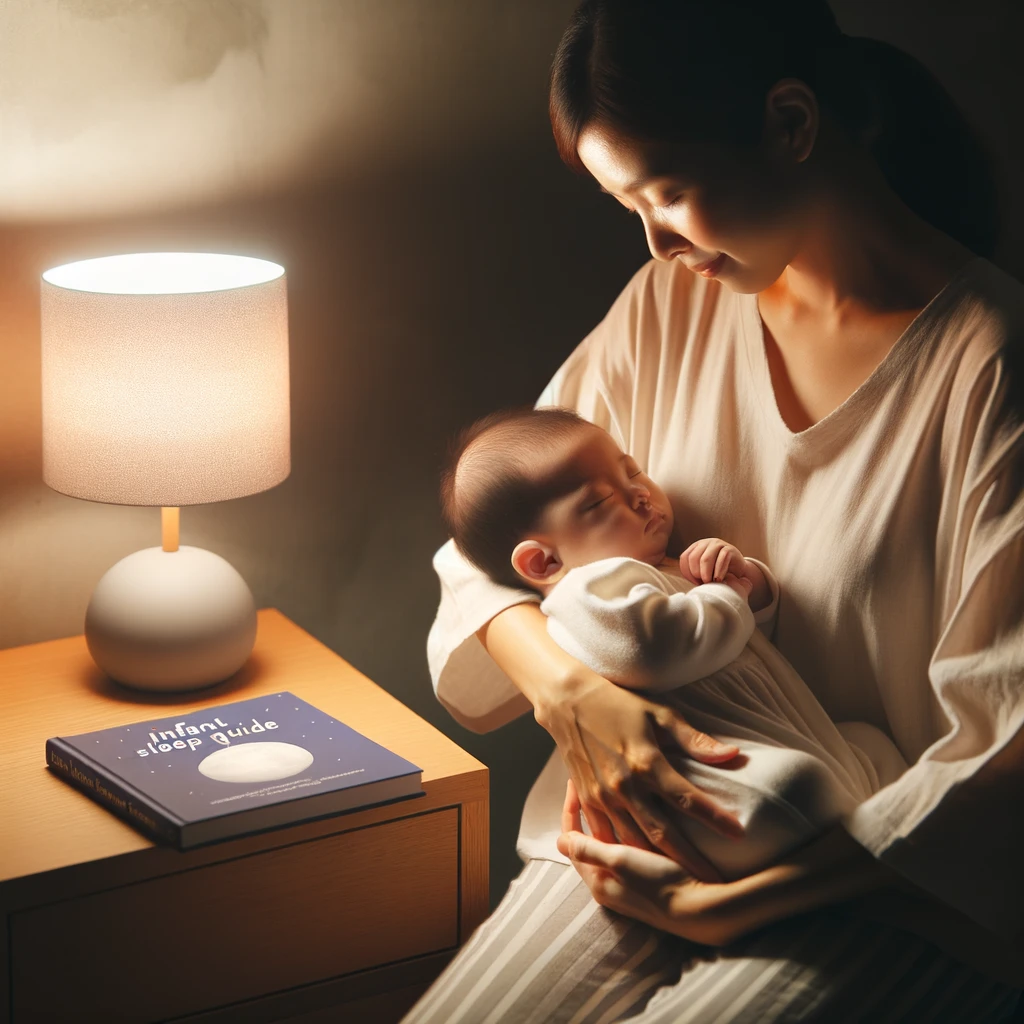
left=42, top=252, right=284, bottom=295
left=40, top=252, right=290, bottom=506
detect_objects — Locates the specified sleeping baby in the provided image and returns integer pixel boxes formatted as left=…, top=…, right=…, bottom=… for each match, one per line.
left=440, top=406, right=908, bottom=881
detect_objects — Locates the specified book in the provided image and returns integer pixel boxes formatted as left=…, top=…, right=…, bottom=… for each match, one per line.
left=45, top=691, right=424, bottom=849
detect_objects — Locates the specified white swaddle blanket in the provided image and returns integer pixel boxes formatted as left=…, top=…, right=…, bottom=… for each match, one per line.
left=522, top=557, right=908, bottom=879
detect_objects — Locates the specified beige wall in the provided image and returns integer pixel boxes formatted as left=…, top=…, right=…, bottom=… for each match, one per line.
left=2, top=0, right=1021, bottom=908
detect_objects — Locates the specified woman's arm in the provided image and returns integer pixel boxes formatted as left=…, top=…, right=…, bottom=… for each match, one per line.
left=556, top=780, right=1024, bottom=985
left=478, top=601, right=745, bottom=880
left=556, top=777, right=888, bottom=944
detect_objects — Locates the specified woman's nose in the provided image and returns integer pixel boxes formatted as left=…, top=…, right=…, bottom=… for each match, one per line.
left=642, top=216, right=689, bottom=263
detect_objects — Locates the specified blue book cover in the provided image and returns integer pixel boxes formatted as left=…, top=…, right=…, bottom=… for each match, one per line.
left=45, top=691, right=424, bottom=848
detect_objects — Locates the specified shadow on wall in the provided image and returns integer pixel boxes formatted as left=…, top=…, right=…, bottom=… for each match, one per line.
left=0, top=0, right=584, bottom=222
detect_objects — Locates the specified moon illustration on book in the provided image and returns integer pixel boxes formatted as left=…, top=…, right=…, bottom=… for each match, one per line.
left=198, top=742, right=314, bottom=783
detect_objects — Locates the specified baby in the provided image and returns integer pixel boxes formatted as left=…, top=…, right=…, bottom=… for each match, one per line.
left=441, top=406, right=908, bottom=880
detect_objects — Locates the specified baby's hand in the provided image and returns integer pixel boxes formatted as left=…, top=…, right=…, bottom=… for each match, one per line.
left=679, top=538, right=748, bottom=586
left=680, top=539, right=770, bottom=611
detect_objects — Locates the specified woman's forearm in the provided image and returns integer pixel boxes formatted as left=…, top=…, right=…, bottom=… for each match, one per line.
left=476, top=602, right=595, bottom=718
left=687, top=826, right=894, bottom=944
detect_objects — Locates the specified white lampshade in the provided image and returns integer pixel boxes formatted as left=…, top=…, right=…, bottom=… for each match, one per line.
left=41, top=252, right=290, bottom=506
left=39, top=252, right=290, bottom=693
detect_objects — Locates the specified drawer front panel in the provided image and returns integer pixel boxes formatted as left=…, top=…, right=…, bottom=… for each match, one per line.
left=12, top=809, right=458, bottom=1023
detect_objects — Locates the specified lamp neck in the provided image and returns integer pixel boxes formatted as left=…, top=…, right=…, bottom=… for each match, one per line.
left=161, top=507, right=180, bottom=552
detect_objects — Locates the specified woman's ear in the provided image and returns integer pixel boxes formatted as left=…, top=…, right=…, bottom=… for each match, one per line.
left=511, top=540, right=566, bottom=587
left=763, top=78, right=819, bottom=164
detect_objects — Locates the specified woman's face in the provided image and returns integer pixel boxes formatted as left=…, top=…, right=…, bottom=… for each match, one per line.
left=577, top=121, right=810, bottom=294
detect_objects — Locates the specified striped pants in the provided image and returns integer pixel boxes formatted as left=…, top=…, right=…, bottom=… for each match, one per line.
left=402, top=860, right=1022, bottom=1024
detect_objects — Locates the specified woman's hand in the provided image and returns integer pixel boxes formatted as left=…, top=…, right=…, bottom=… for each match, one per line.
left=557, top=778, right=735, bottom=943
left=477, top=601, right=743, bottom=881
left=535, top=670, right=744, bottom=882
left=558, top=780, right=898, bottom=946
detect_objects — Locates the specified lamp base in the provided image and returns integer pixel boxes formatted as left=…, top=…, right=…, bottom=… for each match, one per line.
left=85, top=546, right=258, bottom=692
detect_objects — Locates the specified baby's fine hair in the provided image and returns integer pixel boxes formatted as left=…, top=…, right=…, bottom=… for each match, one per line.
left=440, top=406, right=592, bottom=590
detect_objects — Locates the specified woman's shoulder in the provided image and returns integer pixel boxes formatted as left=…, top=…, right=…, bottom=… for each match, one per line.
left=941, top=258, right=1024, bottom=354
left=929, top=258, right=1024, bottom=456
left=937, top=258, right=1024, bottom=386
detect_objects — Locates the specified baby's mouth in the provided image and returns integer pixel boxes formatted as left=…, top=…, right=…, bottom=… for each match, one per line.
left=644, top=511, right=666, bottom=534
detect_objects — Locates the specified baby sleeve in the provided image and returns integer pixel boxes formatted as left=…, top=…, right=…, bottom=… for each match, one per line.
left=747, top=556, right=781, bottom=638
left=540, top=557, right=756, bottom=691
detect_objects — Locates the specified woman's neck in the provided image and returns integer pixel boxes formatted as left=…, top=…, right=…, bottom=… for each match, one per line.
left=763, top=137, right=974, bottom=326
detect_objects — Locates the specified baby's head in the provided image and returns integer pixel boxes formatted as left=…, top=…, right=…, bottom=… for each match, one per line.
left=440, top=407, right=674, bottom=594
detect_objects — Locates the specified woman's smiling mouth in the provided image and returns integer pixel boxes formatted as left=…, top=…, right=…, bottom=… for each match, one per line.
left=689, top=253, right=726, bottom=278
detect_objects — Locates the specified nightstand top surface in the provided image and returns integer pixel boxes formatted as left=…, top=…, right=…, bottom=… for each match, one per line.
left=0, top=609, right=485, bottom=885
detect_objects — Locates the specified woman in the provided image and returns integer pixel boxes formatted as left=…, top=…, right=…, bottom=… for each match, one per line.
left=408, top=1, right=1024, bottom=1020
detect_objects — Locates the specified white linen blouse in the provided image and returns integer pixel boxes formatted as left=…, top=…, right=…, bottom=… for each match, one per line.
left=428, top=256, right=1024, bottom=940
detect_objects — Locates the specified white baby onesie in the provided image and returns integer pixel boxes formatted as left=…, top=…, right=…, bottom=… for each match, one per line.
left=532, top=556, right=908, bottom=880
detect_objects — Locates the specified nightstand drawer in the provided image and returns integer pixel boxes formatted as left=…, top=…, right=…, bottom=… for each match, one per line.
left=10, top=808, right=458, bottom=1023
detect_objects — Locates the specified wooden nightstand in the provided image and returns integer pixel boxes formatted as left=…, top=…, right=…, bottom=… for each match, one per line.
left=0, top=609, right=488, bottom=1024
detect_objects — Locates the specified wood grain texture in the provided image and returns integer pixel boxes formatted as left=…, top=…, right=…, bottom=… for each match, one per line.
left=273, top=983, right=430, bottom=1024
left=460, top=798, right=489, bottom=943
left=0, top=610, right=489, bottom=1023
left=0, top=608, right=487, bottom=886
left=11, top=810, right=458, bottom=1023
left=177, top=952, right=454, bottom=1024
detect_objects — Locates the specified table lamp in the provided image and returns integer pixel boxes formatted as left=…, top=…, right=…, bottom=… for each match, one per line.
left=40, top=252, right=290, bottom=692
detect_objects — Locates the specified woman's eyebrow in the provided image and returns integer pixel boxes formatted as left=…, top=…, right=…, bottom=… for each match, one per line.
left=598, top=180, right=646, bottom=197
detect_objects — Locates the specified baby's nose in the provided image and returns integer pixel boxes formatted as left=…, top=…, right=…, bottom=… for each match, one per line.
left=631, top=487, right=652, bottom=510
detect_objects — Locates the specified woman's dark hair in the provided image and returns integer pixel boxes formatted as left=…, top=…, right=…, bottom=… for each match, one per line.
left=440, top=407, right=592, bottom=590
left=550, top=0, right=999, bottom=258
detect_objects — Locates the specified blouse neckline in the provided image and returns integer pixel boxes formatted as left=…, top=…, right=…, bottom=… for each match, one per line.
left=739, top=256, right=983, bottom=453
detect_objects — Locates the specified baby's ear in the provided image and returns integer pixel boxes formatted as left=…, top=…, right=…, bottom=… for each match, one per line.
left=511, top=540, right=565, bottom=586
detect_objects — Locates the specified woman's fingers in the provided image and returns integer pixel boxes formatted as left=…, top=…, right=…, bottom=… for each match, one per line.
left=561, top=778, right=582, bottom=833
left=581, top=785, right=658, bottom=850
left=654, top=763, right=744, bottom=840
left=605, top=805, right=661, bottom=852
left=580, top=799, right=618, bottom=844
left=660, top=712, right=740, bottom=765
left=561, top=830, right=685, bottom=885
left=626, top=794, right=724, bottom=881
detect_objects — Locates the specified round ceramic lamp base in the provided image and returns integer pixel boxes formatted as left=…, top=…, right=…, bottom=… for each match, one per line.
left=85, top=546, right=258, bottom=692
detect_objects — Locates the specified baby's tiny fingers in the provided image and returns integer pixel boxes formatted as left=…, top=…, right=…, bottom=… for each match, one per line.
left=714, top=547, right=734, bottom=581
left=684, top=544, right=706, bottom=580
left=699, top=542, right=724, bottom=582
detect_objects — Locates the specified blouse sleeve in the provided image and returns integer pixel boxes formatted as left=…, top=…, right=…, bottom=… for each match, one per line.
left=426, top=263, right=660, bottom=732
left=843, top=352, right=1024, bottom=939
left=539, top=558, right=755, bottom=691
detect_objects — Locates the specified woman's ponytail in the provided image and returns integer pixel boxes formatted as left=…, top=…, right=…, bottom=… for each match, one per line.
left=825, top=36, right=1000, bottom=258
